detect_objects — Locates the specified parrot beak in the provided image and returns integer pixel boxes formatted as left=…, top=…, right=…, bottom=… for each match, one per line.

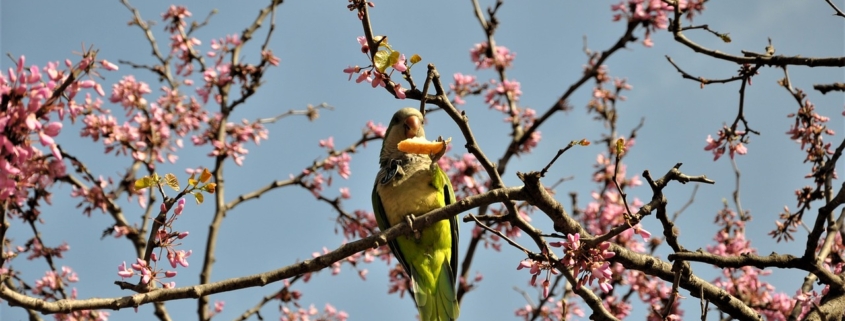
left=404, top=115, right=421, bottom=139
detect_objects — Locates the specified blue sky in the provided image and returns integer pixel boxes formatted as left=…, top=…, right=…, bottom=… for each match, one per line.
left=1, top=0, right=844, bottom=320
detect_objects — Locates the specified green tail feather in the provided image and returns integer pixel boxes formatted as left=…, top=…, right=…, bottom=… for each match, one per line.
left=413, top=261, right=460, bottom=321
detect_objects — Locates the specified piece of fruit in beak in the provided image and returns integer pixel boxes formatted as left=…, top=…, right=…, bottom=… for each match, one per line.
left=397, top=136, right=451, bottom=155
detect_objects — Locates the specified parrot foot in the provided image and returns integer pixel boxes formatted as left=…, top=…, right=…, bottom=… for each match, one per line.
left=429, top=136, right=448, bottom=163
left=405, top=214, right=422, bottom=240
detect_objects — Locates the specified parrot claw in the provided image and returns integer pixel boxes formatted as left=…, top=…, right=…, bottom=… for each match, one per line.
left=405, top=214, right=422, bottom=240
left=429, top=136, right=448, bottom=164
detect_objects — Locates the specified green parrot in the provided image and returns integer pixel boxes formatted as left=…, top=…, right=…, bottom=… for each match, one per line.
left=372, top=107, right=460, bottom=321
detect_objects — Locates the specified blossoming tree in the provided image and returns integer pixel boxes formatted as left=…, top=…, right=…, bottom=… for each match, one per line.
left=2, top=0, right=845, bottom=320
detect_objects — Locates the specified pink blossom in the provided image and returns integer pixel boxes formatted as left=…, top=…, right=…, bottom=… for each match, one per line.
left=365, top=121, right=386, bottom=138
left=114, top=225, right=131, bottom=238
left=343, top=65, right=360, bottom=81
left=355, top=70, right=371, bottom=83
left=100, top=60, right=119, bottom=71
left=356, top=36, right=369, bottom=53
left=470, top=42, right=516, bottom=70
left=319, top=136, right=335, bottom=150
left=168, top=249, right=192, bottom=268
left=393, top=84, right=405, bottom=99
left=174, top=198, right=186, bottom=215
left=261, top=50, right=281, bottom=66
left=392, top=54, right=407, bottom=72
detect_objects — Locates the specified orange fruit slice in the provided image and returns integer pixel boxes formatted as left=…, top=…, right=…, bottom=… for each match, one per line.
left=397, top=137, right=451, bottom=155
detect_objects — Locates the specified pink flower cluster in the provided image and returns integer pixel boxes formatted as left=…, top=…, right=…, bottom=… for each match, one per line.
left=280, top=303, right=349, bottom=321
left=32, top=266, right=78, bottom=295
left=70, top=176, right=113, bottom=216
left=449, top=73, right=480, bottom=105
left=117, top=198, right=191, bottom=288
left=624, top=270, right=683, bottom=320
left=610, top=0, right=705, bottom=46
left=0, top=55, right=113, bottom=205
left=161, top=6, right=203, bottom=76
left=438, top=152, right=488, bottom=198
left=17, top=237, right=70, bottom=262
left=346, top=0, right=375, bottom=20
left=365, top=120, right=387, bottom=138
left=208, top=34, right=242, bottom=62
left=342, top=36, right=410, bottom=99
left=387, top=263, right=412, bottom=297
left=338, top=209, right=379, bottom=240
left=552, top=233, right=615, bottom=292
left=581, top=190, right=648, bottom=250
left=193, top=114, right=268, bottom=166
left=588, top=73, right=633, bottom=115
left=484, top=79, right=521, bottom=113
left=592, top=149, right=641, bottom=188
left=786, top=98, right=834, bottom=163
left=514, top=297, right=584, bottom=321
left=27, top=266, right=108, bottom=319
left=156, top=86, right=208, bottom=139
left=706, top=206, right=798, bottom=319
left=470, top=41, right=515, bottom=70
left=83, top=75, right=202, bottom=165
left=516, top=258, right=559, bottom=298
left=276, top=266, right=350, bottom=320
left=118, top=258, right=177, bottom=288
left=704, top=126, right=748, bottom=161
left=206, top=300, right=225, bottom=319
left=318, top=137, right=352, bottom=180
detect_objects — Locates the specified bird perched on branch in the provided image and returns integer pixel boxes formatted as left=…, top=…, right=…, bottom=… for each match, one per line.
left=372, top=107, right=460, bottom=321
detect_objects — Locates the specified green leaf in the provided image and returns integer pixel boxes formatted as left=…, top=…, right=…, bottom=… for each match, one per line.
left=134, top=177, right=153, bottom=190
left=387, top=51, right=401, bottom=70
left=410, top=54, right=421, bottom=64
left=373, top=35, right=391, bottom=50
left=616, top=138, right=625, bottom=156
left=188, top=173, right=198, bottom=187
left=164, top=173, right=180, bottom=191
left=194, top=191, right=204, bottom=205
left=719, top=33, right=731, bottom=43
left=374, top=50, right=391, bottom=73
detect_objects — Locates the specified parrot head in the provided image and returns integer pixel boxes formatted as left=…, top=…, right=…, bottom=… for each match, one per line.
left=380, top=107, right=426, bottom=165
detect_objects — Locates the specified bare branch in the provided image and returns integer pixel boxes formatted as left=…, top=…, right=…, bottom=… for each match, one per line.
left=0, top=186, right=525, bottom=314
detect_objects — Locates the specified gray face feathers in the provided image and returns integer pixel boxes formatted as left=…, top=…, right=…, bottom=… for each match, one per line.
left=380, top=107, right=426, bottom=165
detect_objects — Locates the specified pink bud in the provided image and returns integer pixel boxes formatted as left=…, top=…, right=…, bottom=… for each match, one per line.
left=177, top=231, right=189, bottom=239
left=100, top=60, right=119, bottom=71
left=94, top=83, right=105, bottom=97
left=174, top=198, right=186, bottom=215
left=38, top=132, right=55, bottom=146
left=542, top=279, right=550, bottom=297
left=27, top=66, right=41, bottom=84
left=16, top=56, right=25, bottom=74
left=77, top=80, right=95, bottom=88
left=165, top=271, right=177, bottom=277
left=43, top=122, right=62, bottom=137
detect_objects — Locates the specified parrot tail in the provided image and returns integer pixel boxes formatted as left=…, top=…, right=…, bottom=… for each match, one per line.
left=412, top=261, right=460, bottom=321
